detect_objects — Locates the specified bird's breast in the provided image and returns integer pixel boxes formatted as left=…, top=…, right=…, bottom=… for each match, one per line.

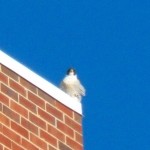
left=63, top=76, right=77, bottom=84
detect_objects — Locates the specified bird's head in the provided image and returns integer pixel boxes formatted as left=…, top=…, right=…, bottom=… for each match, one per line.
left=67, top=68, right=76, bottom=76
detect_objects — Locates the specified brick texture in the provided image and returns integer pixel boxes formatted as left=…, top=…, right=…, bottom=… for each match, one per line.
left=0, top=64, right=83, bottom=150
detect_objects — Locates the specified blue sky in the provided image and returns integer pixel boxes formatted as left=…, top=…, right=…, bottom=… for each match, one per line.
left=0, top=1, right=150, bottom=150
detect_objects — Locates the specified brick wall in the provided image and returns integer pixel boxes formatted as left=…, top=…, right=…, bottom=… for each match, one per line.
left=0, top=64, right=83, bottom=150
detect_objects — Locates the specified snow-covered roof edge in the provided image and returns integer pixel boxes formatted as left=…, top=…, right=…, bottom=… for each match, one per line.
left=0, top=50, right=82, bottom=115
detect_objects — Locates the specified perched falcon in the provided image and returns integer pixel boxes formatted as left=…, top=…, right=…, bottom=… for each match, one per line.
left=60, top=68, right=85, bottom=102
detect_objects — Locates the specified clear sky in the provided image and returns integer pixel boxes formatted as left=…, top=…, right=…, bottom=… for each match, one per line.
left=0, top=1, right=150, bottom=150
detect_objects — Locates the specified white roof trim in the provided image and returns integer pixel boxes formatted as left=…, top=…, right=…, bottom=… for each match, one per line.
left=0, top=50, right=82, bottom=115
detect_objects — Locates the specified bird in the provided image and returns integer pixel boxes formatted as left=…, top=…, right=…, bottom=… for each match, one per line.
left=60, top=68, right=85, bottom=102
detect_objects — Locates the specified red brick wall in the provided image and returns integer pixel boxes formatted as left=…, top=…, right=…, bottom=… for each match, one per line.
left=0, top=64, right=83, bottom=150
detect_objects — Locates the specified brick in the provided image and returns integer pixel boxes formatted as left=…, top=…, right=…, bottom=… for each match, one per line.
left=0, top=103, right=2, bottom=111
left=65, top=116, right=82, bottom=133
left=0, top=92, right=9, bottom=106
left=0, top=113, right=10, bottom=127
left=48, top=124, right=65, bottom=142
left=66, top=137, right=83, bottom=150
left=1, top=84, right=18, bottom=101
left=9, top=79, right=26, bottom=97
left=12, top=142, right=24, bottom=150
left=10, top=101, right=28, bottom=118
left=49, top=145, right=57, bottom=150
left=11, top=121, right=29, bottom=139
left=1, top=65, right=18, bottom=81
left=28, top=91, right=45, bottom=109
left=46, top=104, right=63, bottom=121
left=4, top=147, right=10, bottom=150
left=74, top=112, right=82, bottom=124
left=0, top=124, right=2, bottom=132
left=75, top=132, right=83, bottom=144
left=0, top=72, right=8, bottom=85
left=20, top=77, right=37, bottom=94
left=21, top=118, right=38, bottom=135
left=0, top=134, right=11, bottom=149
left=56, top=101, right=73, bottom=118
left=21, top=139, right=38, bottom=150
left=59, top=142, right=72, bottom=150
left=19, top=96, right=37, bottom=114
left=0, top=144, right=3, bottom=150
left=29, top=113, right=46, bottom=130
left=40, top=130, right=57, bottom=147
left=3, top=105, right=20, bottom=123
left=2, top=125, right=21, bottom=143
left=38, top=89, right=55, bottom=106
left=30, top=133, right=47, bottom=150
left=57, top=121, right=74, bottom=138
left=38, top=108, right=55, bottom=125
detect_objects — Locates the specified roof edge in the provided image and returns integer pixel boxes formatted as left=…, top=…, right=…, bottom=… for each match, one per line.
left=0, top=50, right=82, bottom=115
